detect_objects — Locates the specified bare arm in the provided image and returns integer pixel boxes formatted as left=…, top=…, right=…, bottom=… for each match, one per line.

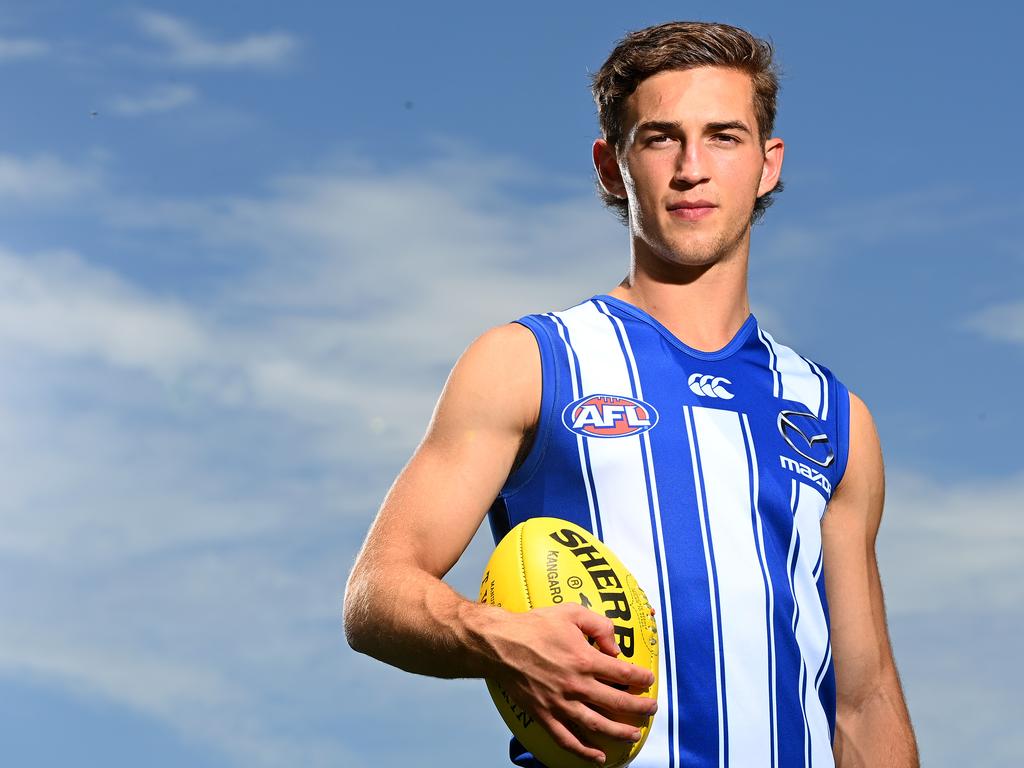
left=344, top=323, right=533, bottom=679
left=823, top=392, right=919, bottom=767
left=344, top=322, right=656, bottom=763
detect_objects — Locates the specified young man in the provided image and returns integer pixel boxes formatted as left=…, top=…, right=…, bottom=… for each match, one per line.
left=345, top=21, right=919, bottom=768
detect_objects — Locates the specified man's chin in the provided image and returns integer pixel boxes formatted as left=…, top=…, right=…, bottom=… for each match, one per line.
left=659, top=238, right=727, bottom=268
left=663, top=224, right=748, bottom=266
left=645, top=249, right=722, bottom=279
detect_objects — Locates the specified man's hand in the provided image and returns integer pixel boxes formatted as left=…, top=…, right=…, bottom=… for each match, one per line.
left=483, top=603, right=658, bottom=765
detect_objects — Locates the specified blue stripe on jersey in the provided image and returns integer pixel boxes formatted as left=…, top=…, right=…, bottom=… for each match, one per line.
left=495, top=315, right=593, bottom=536
left=775, top=479, right=803, bottom=768
left=634, top=355, right=716, bottom=766
left=498, top=315, right=592, bottom=536
left=801, top=659, right=811, bottom=768
left=833, top=376, right=852, bottom=490
left=500, top=315, right=557, bottom=497
left=684, top=405, right=729, bottom=767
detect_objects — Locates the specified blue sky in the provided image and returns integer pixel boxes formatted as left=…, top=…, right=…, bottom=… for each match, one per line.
left=0, top=2, right=1021, bottom=766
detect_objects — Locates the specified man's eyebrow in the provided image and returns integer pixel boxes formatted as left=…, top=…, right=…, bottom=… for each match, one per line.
left=635, top=119, right=753, bottom=136
left=635, top=120, right=683, bottom=134
left=706, top=120, right=753, bottom=135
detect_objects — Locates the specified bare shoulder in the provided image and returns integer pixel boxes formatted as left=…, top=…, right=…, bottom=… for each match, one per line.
left=429, top=321, right=541, bottom=441
left=459, top=321, right=539, bottom=373
left=354, top=322, right=542, bottom=579
left=453, top=321, right=539, bottom=379
left=848, top=390, right=875, bottom=431
left=827, top=389, right=884, bottom=527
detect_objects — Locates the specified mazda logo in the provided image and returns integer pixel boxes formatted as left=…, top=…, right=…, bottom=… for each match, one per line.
left=777, top=410, right=834, bottom=468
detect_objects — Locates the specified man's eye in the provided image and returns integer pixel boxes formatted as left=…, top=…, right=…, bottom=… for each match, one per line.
left=714, top=134, right=740, bottom=144
left=648, top=135, right=673, bottom=144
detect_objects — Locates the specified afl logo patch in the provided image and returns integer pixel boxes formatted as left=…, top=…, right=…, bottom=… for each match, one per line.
left=561, top=394, right=659, bottom=438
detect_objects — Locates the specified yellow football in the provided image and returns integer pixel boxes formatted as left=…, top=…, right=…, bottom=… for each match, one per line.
left=478, top=517, right=659, bottom=768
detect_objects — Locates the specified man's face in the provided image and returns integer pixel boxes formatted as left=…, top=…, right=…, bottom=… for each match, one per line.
left=596, top=66, right=782, bottom=268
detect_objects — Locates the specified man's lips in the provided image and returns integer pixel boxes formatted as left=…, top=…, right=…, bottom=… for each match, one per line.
left=668, top=200, right=717, bottom=220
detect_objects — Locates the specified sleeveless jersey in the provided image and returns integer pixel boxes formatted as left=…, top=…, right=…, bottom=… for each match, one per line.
left=488, top=294, right=851, bottom=768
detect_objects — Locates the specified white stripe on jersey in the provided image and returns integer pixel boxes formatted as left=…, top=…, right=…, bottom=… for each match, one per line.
left=547, top=312, right=600, bottom=536
left=594, top=299, right=680, bottom=768
left=689, top=406, right=773, bottom=767
left=815, top=637, right=833, bottom=694
left=758, top=327, right=781, bottom=398
left=793, top=481, right=833, bottom=768
left=742, top=412, right=780, bottom=768
left=804, top=356, right=830, bottom=421
left=788, top=480, right=835, bottom=768
left=759, top=329, right=824, bottom=419
left=556, top=301, right=675, bottom=768
left=785, top=481, right=811, bottom=767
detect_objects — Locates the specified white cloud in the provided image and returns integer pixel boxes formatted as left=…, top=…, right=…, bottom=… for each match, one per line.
left=0, top=243, right=368, bottom=447
left=880, top=470, right=1024, bottom=615
left=872, top=470, right=1024, bottom=765
left=110, top=83, right=197, bottom=116
left=0, top=557, right=363, bottom=768
left=0, top=247, right=206, bottom=377
left=0, top=153, right=101, bottom=202
left=962, top=299, right=1024, bottom=345
left=97, top=144, right=628, bottom=449
left=134, top=10, right=298, bottom=70
left=0, top=37, right=49, bottom=61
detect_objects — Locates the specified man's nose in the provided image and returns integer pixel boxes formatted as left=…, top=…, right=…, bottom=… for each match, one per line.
left=674, top=142, right=709, bottom=185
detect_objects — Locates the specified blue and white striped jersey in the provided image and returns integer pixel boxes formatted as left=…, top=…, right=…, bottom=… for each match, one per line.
left=488, top=294, right=851, bottom=768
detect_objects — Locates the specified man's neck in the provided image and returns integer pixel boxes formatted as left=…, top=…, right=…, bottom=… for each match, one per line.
left=608, top=239, right=752, bottom=354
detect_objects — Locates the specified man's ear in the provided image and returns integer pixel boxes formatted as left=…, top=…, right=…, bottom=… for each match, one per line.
left=593, top=138, right=627, bottom=198
left=757, top=137, right=784, bottom=197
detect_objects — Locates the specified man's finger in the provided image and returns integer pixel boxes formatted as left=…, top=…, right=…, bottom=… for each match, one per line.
left=589, top=652, right=656, bottom=690
left=569, top=603, right=620, bottom=657
left=543, top=713, right=607, bottom=765
left=568, top=701, right=645, bottom=745
left=586, top=681, right=659, bottom=720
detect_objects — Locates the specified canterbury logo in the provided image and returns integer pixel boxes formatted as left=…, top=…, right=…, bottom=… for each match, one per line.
left=688, top=373, right=734, bottom=399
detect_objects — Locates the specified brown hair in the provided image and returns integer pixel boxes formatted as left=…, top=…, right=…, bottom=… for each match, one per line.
left=590, top=21, right=783, bottom=226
